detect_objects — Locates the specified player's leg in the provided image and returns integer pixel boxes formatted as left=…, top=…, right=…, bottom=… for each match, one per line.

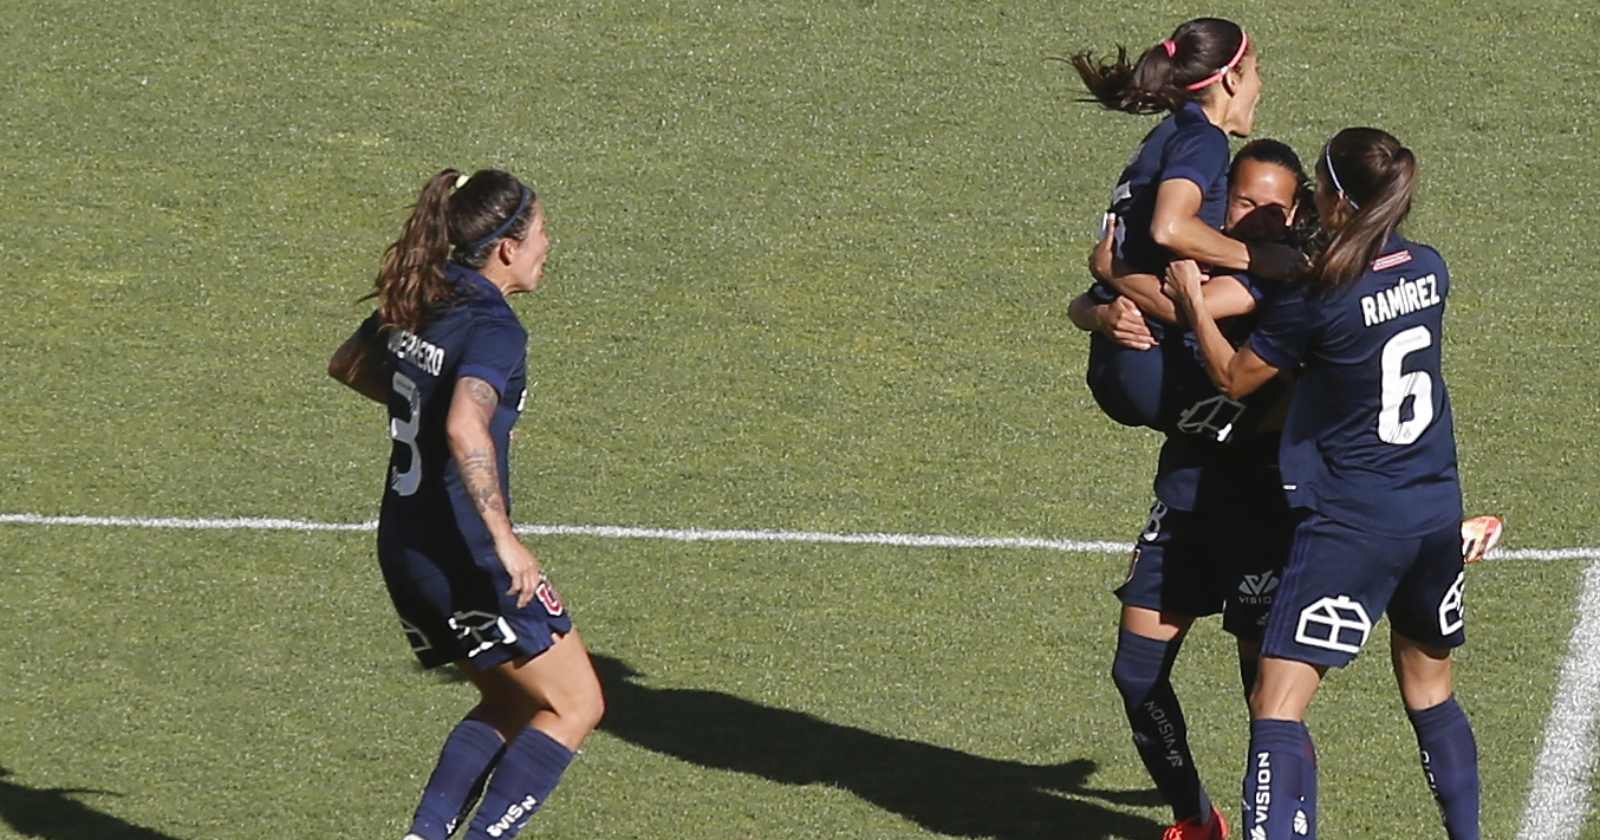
left=1244, top=513, right=1409, bottom=840
left=1112, top=501, right=1224, bottom=834
left=1390, top=523, right=1478, bottom=840
left=462, top=629, right=604, bottom=840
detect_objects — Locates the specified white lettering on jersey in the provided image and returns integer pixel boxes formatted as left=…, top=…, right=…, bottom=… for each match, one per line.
left=387, top=328, right=446, bottom=376
left=1360, top=273, right=1442, bottom=328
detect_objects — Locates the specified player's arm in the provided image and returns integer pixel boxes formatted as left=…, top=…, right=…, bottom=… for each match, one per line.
left=327, top=326, right=389, bottom=404
left=1164, top=260, right=1279, bottom=398
left=446, top=376, right=540, bottom=608
left=1090, top=215, right=1178, bottom=323
left=1151, top=179, right=1305, bottom=279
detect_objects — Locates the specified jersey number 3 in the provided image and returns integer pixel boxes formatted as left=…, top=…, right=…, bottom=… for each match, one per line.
left=390, top=372, right=423, bottom=496
left=1378, top=325, right=1435, bottom=445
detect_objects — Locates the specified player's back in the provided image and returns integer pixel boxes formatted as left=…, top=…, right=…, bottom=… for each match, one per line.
left=373, top=264, right=529, bottom=560
left=1262, top=235, right=1461, bottom=537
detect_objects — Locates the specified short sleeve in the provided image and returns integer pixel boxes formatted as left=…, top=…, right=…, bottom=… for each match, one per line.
left=1248, top=283, right=1319, bottom=371
left=1161, top=126, right=1229, bottom=194
left=457, top=313, right=526, bottom=397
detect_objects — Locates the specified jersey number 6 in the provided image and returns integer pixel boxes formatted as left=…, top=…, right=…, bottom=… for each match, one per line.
left=390, top=372, right=423, bottom=496
left=1378, top=325, right=1436, bottom=446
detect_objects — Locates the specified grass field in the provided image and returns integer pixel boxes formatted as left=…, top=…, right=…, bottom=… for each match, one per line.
left=3, top=1, right=1598, bottom=838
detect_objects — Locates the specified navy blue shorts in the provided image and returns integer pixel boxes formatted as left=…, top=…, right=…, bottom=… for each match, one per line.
left=1114, top=499, right=1296, bottom=640
left=378, top=538, right=573, bottom=670
left=1260, top=513, right=1465, bottom=669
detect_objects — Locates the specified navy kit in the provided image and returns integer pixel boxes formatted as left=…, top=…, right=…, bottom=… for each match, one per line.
left=364, top=263, right=572, bottom=669
left=1248, top=236, right=1464, bottom=666
left=1086, top=101, right=1232, bottom=430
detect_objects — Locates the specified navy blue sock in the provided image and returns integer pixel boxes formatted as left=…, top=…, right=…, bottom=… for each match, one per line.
left=409, top=718, right=506, bottom=840
left=1409, top=696, right=1480, bottom=840
left=1242, top=719, right=1315, bottom=839
left=1111, top=630, right=1211, bottom=824
left=465, top=727, right=574, bottom=840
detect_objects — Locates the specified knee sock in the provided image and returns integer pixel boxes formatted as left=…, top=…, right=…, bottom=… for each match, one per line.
left=409, top=718, right=506, bottom=840
left=1111, top=629, right=1211, bottom=824
left=465, top=727, right=574, bottom=839
left=1409, top=696, right=1480, bottom=840
left=1242, top=719, right=1316, bottom=840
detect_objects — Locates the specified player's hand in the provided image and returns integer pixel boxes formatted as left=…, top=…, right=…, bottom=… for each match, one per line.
left=1099, top=296, right=1156, bottom=350
left=1162, top=260, right=1209, bottom=308
left=495, top=537, right=544, bottom=608
left=1088, top=214, right=1117, bottom=283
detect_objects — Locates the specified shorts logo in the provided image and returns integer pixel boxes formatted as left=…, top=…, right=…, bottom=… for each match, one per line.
left=1177, top=394, right=1247, bottom=442
left=1294, top=595, right=1372, bottom=655
left=448, top=610, right=520, bottom=659
left=535, top=575, right=566, bottom=617
left=1439, top=572, right=1466, bottom=636
left=1140, top=501, right=1169, bottom=543
left=399, top=617, right=433, bottom=654
left=1238, top=572, right=1279, bottom=606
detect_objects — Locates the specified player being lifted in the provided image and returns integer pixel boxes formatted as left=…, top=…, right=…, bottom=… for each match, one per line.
left=329, top=168, right=603, bottom=840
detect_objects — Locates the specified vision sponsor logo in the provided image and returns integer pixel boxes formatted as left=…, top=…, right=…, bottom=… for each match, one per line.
left=485, top=795, right=539, bottom=838
left=1143, top=700, right=1185, bottom=768
left=1251, top=750, right=1272, bottom=836
left=1238, top=572, right=1279, bottom=606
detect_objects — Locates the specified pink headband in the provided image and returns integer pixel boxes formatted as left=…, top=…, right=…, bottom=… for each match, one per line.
left=1161, top=39, right=1177, bottom=58
left=1184, top=32, right=1249, bottom=91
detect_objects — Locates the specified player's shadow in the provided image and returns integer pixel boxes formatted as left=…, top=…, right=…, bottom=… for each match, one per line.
left=589, top=653, right=1165, bottom=840
left=0, top=766, right=183, bottom=840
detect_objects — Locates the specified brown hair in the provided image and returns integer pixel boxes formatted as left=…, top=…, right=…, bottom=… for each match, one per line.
left=371, top=168, right=537, bottom=332
left=1311, top=128, right=1417, bottom=291
left=1068, top=18, right=1249, bottom=115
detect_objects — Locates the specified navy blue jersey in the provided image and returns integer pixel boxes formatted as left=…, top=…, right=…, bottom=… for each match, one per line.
left=1248, top=235, right=1462, bottom=537
left=363, top=264, right=530, bottom=560
left=1098, top=101, right=1231, bottom=285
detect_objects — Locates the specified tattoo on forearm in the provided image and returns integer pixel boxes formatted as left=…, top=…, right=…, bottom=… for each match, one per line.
left=458, top=447, right=506, bottom=519
left=463, top=377, right=499, bottom=409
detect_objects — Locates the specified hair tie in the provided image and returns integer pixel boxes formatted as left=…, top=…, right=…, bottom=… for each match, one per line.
left=1161, top=39, right=1177, bottom=58
left=1184, top=31, right=1249, bottom=91
left=453, top=173, right=471, bottom=190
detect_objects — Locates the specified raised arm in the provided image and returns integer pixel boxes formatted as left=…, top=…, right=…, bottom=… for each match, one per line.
left=1152, top=180, right=1307, bottom=280
left=327, top=325, right=390, bottom=404
left=446, top=376, right=540, bottom=607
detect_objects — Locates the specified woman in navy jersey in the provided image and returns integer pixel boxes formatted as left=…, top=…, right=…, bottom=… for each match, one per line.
left=1069, top=139, right=1311, bottom=840
left=328, top=169, right=603, bottom=840
left=1167, top=129, right=1480, bottom=840
left=1069, top=17, right=1303, bottom=434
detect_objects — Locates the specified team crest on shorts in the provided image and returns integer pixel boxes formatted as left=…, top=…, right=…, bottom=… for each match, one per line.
left=535, top=574, right=566, bottom=617
left=1294, top=595, right=1372, bottom=654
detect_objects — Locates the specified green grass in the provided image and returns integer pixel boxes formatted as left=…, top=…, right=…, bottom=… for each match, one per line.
left=2, top=1, right=1597, bottom=838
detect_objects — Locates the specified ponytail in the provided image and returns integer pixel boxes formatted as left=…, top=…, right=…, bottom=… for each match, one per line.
left=372, top=169, right=461, bottom=333
left=1311, top=129, right=1418, bottom=291
left=1066, top=18, right=1248, bottom=115
left=369, top=168, right=537, bottom=332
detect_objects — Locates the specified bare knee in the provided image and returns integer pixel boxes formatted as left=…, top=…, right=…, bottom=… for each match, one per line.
left=1391, top=632, right=1454, bottom=711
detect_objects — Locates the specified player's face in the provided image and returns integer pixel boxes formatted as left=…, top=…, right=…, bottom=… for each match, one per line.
left=1222, top=51, right=1262, bottom=137
left=508, top=202, right=551, bottom=294
left=1225, top=158, right=1298, bottom=239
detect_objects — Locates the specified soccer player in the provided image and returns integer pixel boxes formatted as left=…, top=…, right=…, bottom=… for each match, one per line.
left=1069, top=139, right=1312, bottom=840
left=328, top=168, right=604, bottom=840
left=1068, top=17, right=1302, bottom=432
left=1165, top=128, right=1480, bottom=840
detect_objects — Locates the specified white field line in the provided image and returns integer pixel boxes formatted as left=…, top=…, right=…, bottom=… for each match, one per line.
left=0, top=512, right=1595, bottom=561
left=1517, top=558, right=1600, bottom=840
